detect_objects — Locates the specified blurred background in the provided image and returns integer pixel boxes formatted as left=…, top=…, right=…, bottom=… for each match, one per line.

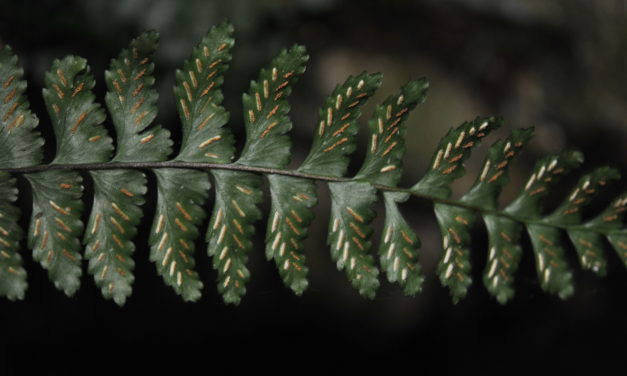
left=1, top=0, right=626, bottom=373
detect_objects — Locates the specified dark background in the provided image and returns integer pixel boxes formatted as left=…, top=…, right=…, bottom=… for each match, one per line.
left=1, top=0, right=626, bottom=374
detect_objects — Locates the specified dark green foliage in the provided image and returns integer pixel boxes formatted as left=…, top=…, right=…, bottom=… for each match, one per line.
left=104, top=31, right=171, bottom=163
left=151, top=23, right=234, bottom=302
left=0, top=173, right=27, bottom=300
left=379, top=192, right=424, bottom=296
left=0, top=22, right=625, bottom=306
left=608, top=232, right=627, bottom=268
left=412, top=116, right=503, bottom=199
left=0, top=46, right=42, bottom=299
left=355, top=79, right=429, bottom=186
left=43, top=56, right=113, bottom=164
left=328, top=181, right=379, bottom=298
left=173, top=22, right=235, bottom=164
left=462, top=128, right=534, bottom=209
left=0, top=46, right=43, bottom=168
left=151, top=169, right=208, bottom=301
left=483, top=215, right=523, bottom=304
left=205, top=41, right=307, bottom=304
left=85, top=31, right=171, bottom=305
left=28, top=53, right=113, bottom=296
left=591, top=192, right=627, bottom=269
left=237, top=45, right=308, bottom=168
left=434, top=203, right=475, bottom=302
left=265, top=174, right=316, bottom=295
left=85, top=169, right=146, bottom=305
left=207, top=170, right=262, bottom=304
left=299, top=72, right=382, bottom=176
left=26, top=170, right=84, bottom=296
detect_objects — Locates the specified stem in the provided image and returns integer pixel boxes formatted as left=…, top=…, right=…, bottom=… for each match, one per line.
left=0, top=161, right=588, bottom=232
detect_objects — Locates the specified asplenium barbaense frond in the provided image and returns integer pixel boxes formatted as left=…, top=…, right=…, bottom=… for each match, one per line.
left=0, top=22, right=625, bottom=306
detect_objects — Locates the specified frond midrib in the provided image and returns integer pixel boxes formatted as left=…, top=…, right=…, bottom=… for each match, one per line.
left=1, top=160, right=605, bottom=235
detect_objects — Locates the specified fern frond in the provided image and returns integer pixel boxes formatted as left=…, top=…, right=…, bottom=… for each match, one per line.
left=265, top=174, right=317, bottom=295
left=150, top=22, right=236, bottom=301
left=412, top=116, right=502, bottom=198
left=0, top=46, right=43, bottom=168
left=207, top=42, right=307, bottom=304
left=28, top=56, right=113, bottom=296
left=470, top=128, right=533, bottom=302
left=328, top=181, right=379, bottom=297
left=379, top=191, right=424, bottom=296
left=593, top=192, right=627, bottom=270
left=263, top=72, right=381, bottom=295
left=174, top=22, right=234, bottom=164
left=0, top=22, right=625, bottom=306
left=0, top=173, right=27, bottom=300
left=86, top=169, right=145, bottom=304
left=0, top=46, right=43, bottom=300
left=26, top=170, right=85, bottom=295
left=151, top=168, right=207, bottom=301
left=85, top=31, right=171, bottom=305
left=299, top=72, right=381, bottom=176
left=434, top=127, right=533, bottom=302
left=355, top=79, right=428, bottom=185
left=207, top=170, right=261, bottom=304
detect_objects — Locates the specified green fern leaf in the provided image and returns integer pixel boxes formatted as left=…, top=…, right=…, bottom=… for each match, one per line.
left=27, top=56, right=113, bottom=296
left=462, top=128, right=534, bottom=208
left=207, top=44, right=306, bottom=304
left=174, top=22, right=235, bottom=164
left=327, top=181, right=379, bottom=298
left=379, top=191, right=424, bottom=296
left=43, top=56, right=113, bottom=164
left=310, top=74, right=384, bottom=297
left=432, top=127, right=531, bottom=303
left=412, top=116, right=502, bottom=198
left=483, top=215, right=523, bottom=304
left=207, top=170, right=262, bottom=304
left=608, top=232, right=627, bottom=268
left=265, top=174, right=316, bottom=295
left=0, top=46, right=44, bottom=300
left=589, top=192, right=627, bottom=269
left=471, top=129, right=534, bottom=303
left=414, top=117, right=501, bottom=301
left=263, top=72, right=381, bottom=295
left=84, top=31, right=171, bottom=305
left=568, top=229, right=609, bottom=276
left=506, top=151, right=583, bottom=298
left=527, top=224, right=574, bottom=298
left=148, top=24, right=236, bottom=301
left=353, top=79, right=428, bottom=295
left=557, top=168, right=620, bottom=275
left=528, top=167, right=620, bottom=296
left=0, top=23, right=626, bottom=306
left=237, top=45, right=308, bottom=168
left=0, top=173, right=27, bottom=300
left=433, top=203, right=474, bottom=302
left=26, top=170, right=84, bottom=296
left=85, top=170, right=146, bottom=304
left=0, top=46, right=43, bottom=168
left=299, top=72, right=382, bottom=176
left=355, top=79, right=428, bottom=185
left=544, top=167, right=620, bottom=225
left=504, top=151, right=584, bottom=218
left=567, top=189, right=627, bottom=274
left=151, top=169, right=208, bottom=301
left=104, top=31, right=171, bottom=163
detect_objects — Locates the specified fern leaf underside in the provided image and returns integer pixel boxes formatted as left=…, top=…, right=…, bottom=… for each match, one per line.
left=0, top=22, right=625, bottom=306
